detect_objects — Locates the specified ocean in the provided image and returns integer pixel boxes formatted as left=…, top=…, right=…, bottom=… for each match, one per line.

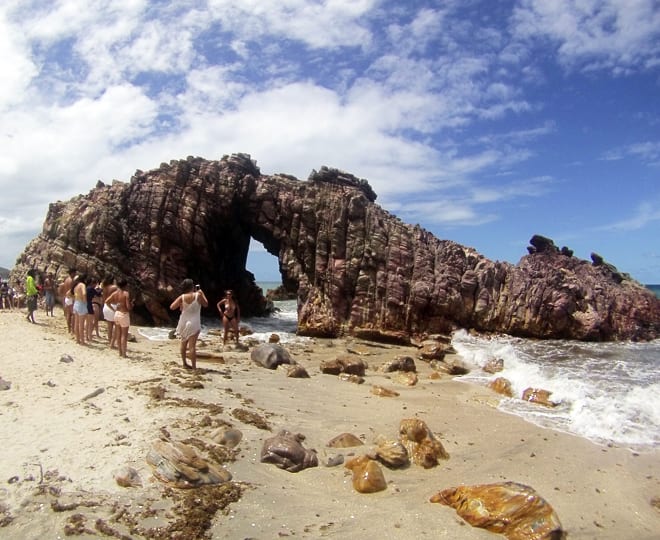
left=140, top=282, right=660, bottom=452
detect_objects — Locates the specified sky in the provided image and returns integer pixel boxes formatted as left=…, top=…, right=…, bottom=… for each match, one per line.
left=1, top=0, right=659, bottom=283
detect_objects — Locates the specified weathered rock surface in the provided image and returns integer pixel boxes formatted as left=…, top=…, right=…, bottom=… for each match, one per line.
left=250, top=343, right=293, bottom=369
left=146, top=439, right=232, bottom=488
left=344, top=455, right=387, bottom=493
left=399, top=418, right=449, bottom=468
left=11, top=154, right=660, bottom=340
left=430, top=481, right=565, bottom=540
left=260, top=430, right=318, bottom=472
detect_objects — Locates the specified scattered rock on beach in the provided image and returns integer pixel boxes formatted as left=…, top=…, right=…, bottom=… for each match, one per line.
left=393, top=371, right=418, bottom=386
left=113, top=466, right=142, bottom=488
left=345, top=455, right=387, bottom=493
left=59, top=354, right=74, bottom=363
left=210, top=427, right=243, bottom=449
left=381, top=355, right=417, bottom=373
left=284, top=364, right=310, bottom=378
left=522, top=387, right=558, bottom=407
left=488, top=377, right=514, bottom=397
left=338, top=373, right=365, bottom=384
left=326, top=433, right=364, bottom=448
left=399, top=418, right=449, bottom=467
left=320, top=355, right=367, bottom=376
left=260, top=430, right=319, bottom=472
left=430, top=481, right=565, bottom=540
left=370, top=435, right=409, bottom=469
left=483, top=357, right=504, bottom=373
left=146, top=439, right=232, bottom=488
left=0, top=377, right=11, bottom=391
left=371, top=385, right=399, bottom=397
left=250, top=343, right=293, bottom=369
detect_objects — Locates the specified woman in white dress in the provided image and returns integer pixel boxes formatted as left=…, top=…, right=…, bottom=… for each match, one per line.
left=169, top=279, right=208, bottom=369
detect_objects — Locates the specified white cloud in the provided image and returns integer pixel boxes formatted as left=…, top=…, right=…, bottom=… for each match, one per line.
left=597, top=201, right=660, bottom=232
left=0, top=10, right=37, bottom=108
left=512, top=0, right=660, bottom=73
left=601, top=141, right=660, bottom=165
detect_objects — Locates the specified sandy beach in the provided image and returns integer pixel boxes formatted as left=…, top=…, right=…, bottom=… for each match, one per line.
left=0, top=307, right=658, bottom=539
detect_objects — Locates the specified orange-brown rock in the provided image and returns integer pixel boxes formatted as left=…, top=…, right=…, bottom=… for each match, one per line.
left=320, top=355, right=367, bottom=376
left=371, top=385, right=399, bottom=397
left=488, top=377, right=514, bottom=397
left=344, top=455, right=387, bottom=493
left=522, top=387, right=558, bottom=407
left=399, top=418, right=449, bottom=467
left=371, top=435, right=409, bottom=469
left=430, top=481, right=565, bottom=540
left=483, top=357, right=504, bottom=373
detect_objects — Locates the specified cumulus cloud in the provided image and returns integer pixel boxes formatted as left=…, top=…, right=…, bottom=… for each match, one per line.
left=511, top=0, right=660, bottom=74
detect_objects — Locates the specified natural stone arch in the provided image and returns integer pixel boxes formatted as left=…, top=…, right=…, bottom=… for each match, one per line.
left=11, top=153, right=660, bottom=341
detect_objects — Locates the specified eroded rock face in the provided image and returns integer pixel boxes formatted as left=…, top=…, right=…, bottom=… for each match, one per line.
left=11, top=154, right=660, bottom=340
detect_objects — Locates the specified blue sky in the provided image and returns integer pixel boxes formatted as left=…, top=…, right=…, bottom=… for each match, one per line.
left=1, top=0, right=659, bottom=283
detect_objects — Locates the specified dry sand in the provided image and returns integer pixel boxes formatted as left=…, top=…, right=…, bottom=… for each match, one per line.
left=0, top=307, right=658, bottom=539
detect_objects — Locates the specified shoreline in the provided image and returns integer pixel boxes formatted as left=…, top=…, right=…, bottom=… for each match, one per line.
left=0, top=308, right=658, bottom=539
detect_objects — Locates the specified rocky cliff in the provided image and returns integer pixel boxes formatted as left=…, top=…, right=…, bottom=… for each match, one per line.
left=11, top=154, right=660, bottom=341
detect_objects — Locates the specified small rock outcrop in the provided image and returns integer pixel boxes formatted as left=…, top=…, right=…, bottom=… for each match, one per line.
left=11, top=154, right=660, bottom=340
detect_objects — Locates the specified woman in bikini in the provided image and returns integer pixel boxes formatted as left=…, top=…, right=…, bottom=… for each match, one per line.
left=104, top=278, right=133, bottom=358
left=170, top=279, right=208, bottom=369
left=216, top=289, right=240, bottom=346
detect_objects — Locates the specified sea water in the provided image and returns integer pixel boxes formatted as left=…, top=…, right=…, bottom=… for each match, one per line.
left=140, top=282, right=660, bottom=452
left=452, top=331, right=660, bottom=452
left=137, top=282, right=305, bottom=344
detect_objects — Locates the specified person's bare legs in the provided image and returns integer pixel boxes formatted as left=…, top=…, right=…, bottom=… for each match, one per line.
left=231, top=320, right=239, bottom=344
left=86, top=313, right=94, bottom=341
left=118, top=326, right=129, bottom=357
left=106, top=321, right=115, bottom=348
left=222, top=317, right=229, bottom=345
left=180, top=338, right=191, bottom=368
left=188, top=332, right=200, bottom=369
left=75, top=313, right=86, bottom=345
left=65, top=305, right=74, bottom=333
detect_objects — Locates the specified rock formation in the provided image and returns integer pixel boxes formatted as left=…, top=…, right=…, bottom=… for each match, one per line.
left=11, top=153, right=660, bottom=340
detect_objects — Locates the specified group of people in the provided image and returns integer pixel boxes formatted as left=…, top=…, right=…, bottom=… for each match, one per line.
left=170, top=281, right=240, bottom=369
left=56, top=270, right=134, bottom=358
left=19, top=267, right=241, bottom=368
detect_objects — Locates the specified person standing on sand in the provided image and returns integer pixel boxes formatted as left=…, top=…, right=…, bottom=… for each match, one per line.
left=104, top=278, right=133, bottom=358
left=72, top=274, right=88, bottom=344
left=216, top=289, right=240, bottom=346
left=85, top=276, right=101, bottom=342
left=101, top=275, right=118, bottom=349
left=170, top=279, right=208, bottom=369
left=58, top=268, right=76, bottom=333
left=42, top=272, right=56, bottom=317
left=25, top=269, right=39, bottom=323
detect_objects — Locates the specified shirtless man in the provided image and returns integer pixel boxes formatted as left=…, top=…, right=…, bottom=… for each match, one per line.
left=58, top=268, right=76, bottom=333
left=43, top=272, right=56, bottom=316
left=104, top=278, right=133, bottom=358
left=216, top=289, right=240, bottom=346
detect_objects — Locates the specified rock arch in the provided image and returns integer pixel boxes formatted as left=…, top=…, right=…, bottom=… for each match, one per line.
left=12, top=154, right=660, bottom=341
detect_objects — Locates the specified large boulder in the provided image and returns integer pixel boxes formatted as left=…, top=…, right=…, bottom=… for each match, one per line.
left=11, top=153, right=660, bottom=340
